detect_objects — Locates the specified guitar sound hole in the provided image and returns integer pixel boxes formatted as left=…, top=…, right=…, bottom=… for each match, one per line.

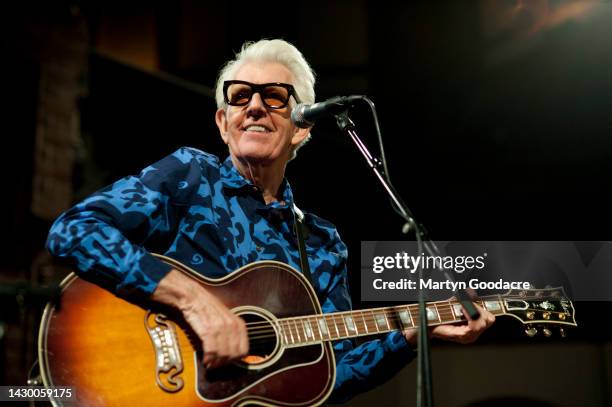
left=239, top=312, right=278, bottom=367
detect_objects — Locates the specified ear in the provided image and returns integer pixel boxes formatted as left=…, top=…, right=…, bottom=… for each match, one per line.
left=215, top=108, right=229, bottom=144
left=290, top=126, right=311, bottom=148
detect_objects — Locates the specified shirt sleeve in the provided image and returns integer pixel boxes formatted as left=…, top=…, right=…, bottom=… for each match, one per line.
left=321, top=233, right=416, bottom=404
left=46, top=147, right=206, bottom=297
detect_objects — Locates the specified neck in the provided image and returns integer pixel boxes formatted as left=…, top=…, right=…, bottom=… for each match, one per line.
left=231, top=155, right=287, bottom=204
left=277, top=296, right=506, bottom=347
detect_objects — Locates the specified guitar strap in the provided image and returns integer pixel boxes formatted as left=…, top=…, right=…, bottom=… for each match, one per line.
left=293, top=204, right=318, bottom=297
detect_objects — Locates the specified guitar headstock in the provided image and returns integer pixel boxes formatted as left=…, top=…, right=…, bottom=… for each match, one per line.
left=500, top=287, right=577, bottom=338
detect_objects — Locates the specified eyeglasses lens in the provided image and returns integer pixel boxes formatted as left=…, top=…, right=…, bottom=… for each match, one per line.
left=226, top=83, right=290, bottom=108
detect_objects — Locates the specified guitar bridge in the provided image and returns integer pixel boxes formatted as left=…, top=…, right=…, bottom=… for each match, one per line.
left=145, top=311, right=184, bottom=393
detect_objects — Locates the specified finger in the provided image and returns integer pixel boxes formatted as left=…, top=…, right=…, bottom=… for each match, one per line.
left=469, top=307, right=495, bottom=334
left=471, top=304, right=495, bottom=328
left=460, top=301, right=479, bottom=322
left=225, top=315, right=243, bottom=359
left=238, top=318, right=249, bottom=356
left=484, top=310, right=496, bottom=327
left=464, top=302, right=487, bottom=323
left=202, top=323, right=224, bottom=365
left=465, top=287, right=478, bottom=300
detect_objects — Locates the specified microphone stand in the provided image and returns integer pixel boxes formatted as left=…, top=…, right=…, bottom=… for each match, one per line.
left=334, top=109, right=480, bottom=407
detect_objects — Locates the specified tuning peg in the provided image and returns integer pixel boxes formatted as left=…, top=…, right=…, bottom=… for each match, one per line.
left=559, top=328, right=566, bottom=338
left=525, top=327, right=537, bottom=337
left=542, top=328, right=552, bottom=337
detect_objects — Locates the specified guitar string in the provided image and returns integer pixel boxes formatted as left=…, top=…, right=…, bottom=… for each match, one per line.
left=228, top=263, right=555, bottom=334
left=244, top=305, right=568, bottom=342
left=174, top=306, right=480, bottom=347
left=244, top=308, right=510, bottom=342
left=238, top=298, right=486, bottom=330
left=237, top=293, right=561, bottom=331
left=240, top=299, right=542, bottom=333
left=174, top=304, right=568, bottom=349
left=173, top=308, right=566, bottom=349
left=241, top=302, right=562, bottom=338
left=242, top=308, right=471, bottom=336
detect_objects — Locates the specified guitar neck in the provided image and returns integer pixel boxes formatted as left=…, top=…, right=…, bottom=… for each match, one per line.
left=276, top=296, right=505, bottom=347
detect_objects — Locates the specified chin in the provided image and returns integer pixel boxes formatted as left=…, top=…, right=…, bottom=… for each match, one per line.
left=235, top=150, right=276, bottom=165
left=235, top=143, right=280, bottom=163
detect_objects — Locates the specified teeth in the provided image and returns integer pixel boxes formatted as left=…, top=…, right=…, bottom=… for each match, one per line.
left=245, top=125, right=268, bottom=132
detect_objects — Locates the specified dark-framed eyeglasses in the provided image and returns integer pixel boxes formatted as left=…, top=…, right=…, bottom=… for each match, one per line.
left=223, top=80, right=300, bottom=109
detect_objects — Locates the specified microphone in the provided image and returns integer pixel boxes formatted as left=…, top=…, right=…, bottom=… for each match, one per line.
left=291, top=95, right=362, bottom=128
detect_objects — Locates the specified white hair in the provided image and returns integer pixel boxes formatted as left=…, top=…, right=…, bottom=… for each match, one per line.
left=215, top=39, right=316, bottom=159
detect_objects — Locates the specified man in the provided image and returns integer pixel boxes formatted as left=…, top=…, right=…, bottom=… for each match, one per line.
left=46, top=39, right=494, bottom=403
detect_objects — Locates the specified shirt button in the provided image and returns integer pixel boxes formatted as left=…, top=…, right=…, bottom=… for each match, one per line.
left=279, top=201, right=286, bottom=206
left=256, top=245, right=263, bottom=252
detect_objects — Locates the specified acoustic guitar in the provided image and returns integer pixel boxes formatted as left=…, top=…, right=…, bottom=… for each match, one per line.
left=38, top=254, right=577, bottom=406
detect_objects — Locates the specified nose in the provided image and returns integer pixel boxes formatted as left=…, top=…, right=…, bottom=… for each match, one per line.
left=246, top=92, right=266, bottom=118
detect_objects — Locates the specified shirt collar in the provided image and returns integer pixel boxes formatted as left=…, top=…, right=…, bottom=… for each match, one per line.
left=220, top=156, right=295, bottom=209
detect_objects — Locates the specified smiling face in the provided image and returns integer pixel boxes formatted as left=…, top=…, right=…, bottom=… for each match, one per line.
left=215, top=61, right=310, bottom=167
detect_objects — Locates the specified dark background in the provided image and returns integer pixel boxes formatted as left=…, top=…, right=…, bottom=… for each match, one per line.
left=1, top=1, right=611, bottom=405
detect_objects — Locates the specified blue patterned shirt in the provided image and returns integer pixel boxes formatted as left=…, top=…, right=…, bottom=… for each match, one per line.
left=46, top=147, right=415, bottom=402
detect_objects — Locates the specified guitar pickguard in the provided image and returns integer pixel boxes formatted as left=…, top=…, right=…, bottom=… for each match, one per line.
left=196, top=343, right=324, bottom=402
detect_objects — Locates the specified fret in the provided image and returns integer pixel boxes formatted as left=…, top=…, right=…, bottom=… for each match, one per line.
left=434, top=302, right=445, bottom=323
left=310, top=317, right=322, bottom=341
left=437, top=302, right=453, bottom=323
left=367, top=310, right=378, bottom=332
left=326, top=317, right=336, bottom=339
left=407, top=305, right=419, bottom=327
left=426, top=306, right=439, bottom=322
left=483, top=299, right=502, bottom=312
left=433, top=304, right=442, bottom=323
left=294, top=320, right=302, bottom=343
left=344, top=315, right=357, bottom=335
left=294, top=320, right=302, bottom=344
left=303, top=319, right=314, bottom=341
left=397, top=307, right=413, bottom=328
left=280, top=321, right=290, bottom=345
left=332, top=315, right=340, bottom=338
left=312, top=317, right=323, bottom=341
left=351, top=311, right=367, bottom=335
left=374, top=311, right=388, bottom=331
left=287, top=320, right=295, bottom=344
left=387, top=311, right=400, bottom=331
left=318, top=318, right=330, bottom=339
left=337, top=315, right=349, bottom=337
left=385, top=312, right=392, bottom=330
left=360, top=312, right=370, bottom=334
left=364, top=310, right=376, bottom=333
left=451, top=302, right=464, bottom=320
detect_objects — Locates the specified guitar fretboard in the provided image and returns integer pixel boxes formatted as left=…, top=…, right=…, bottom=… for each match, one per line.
left=276, top=297, right=505, bottom=347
